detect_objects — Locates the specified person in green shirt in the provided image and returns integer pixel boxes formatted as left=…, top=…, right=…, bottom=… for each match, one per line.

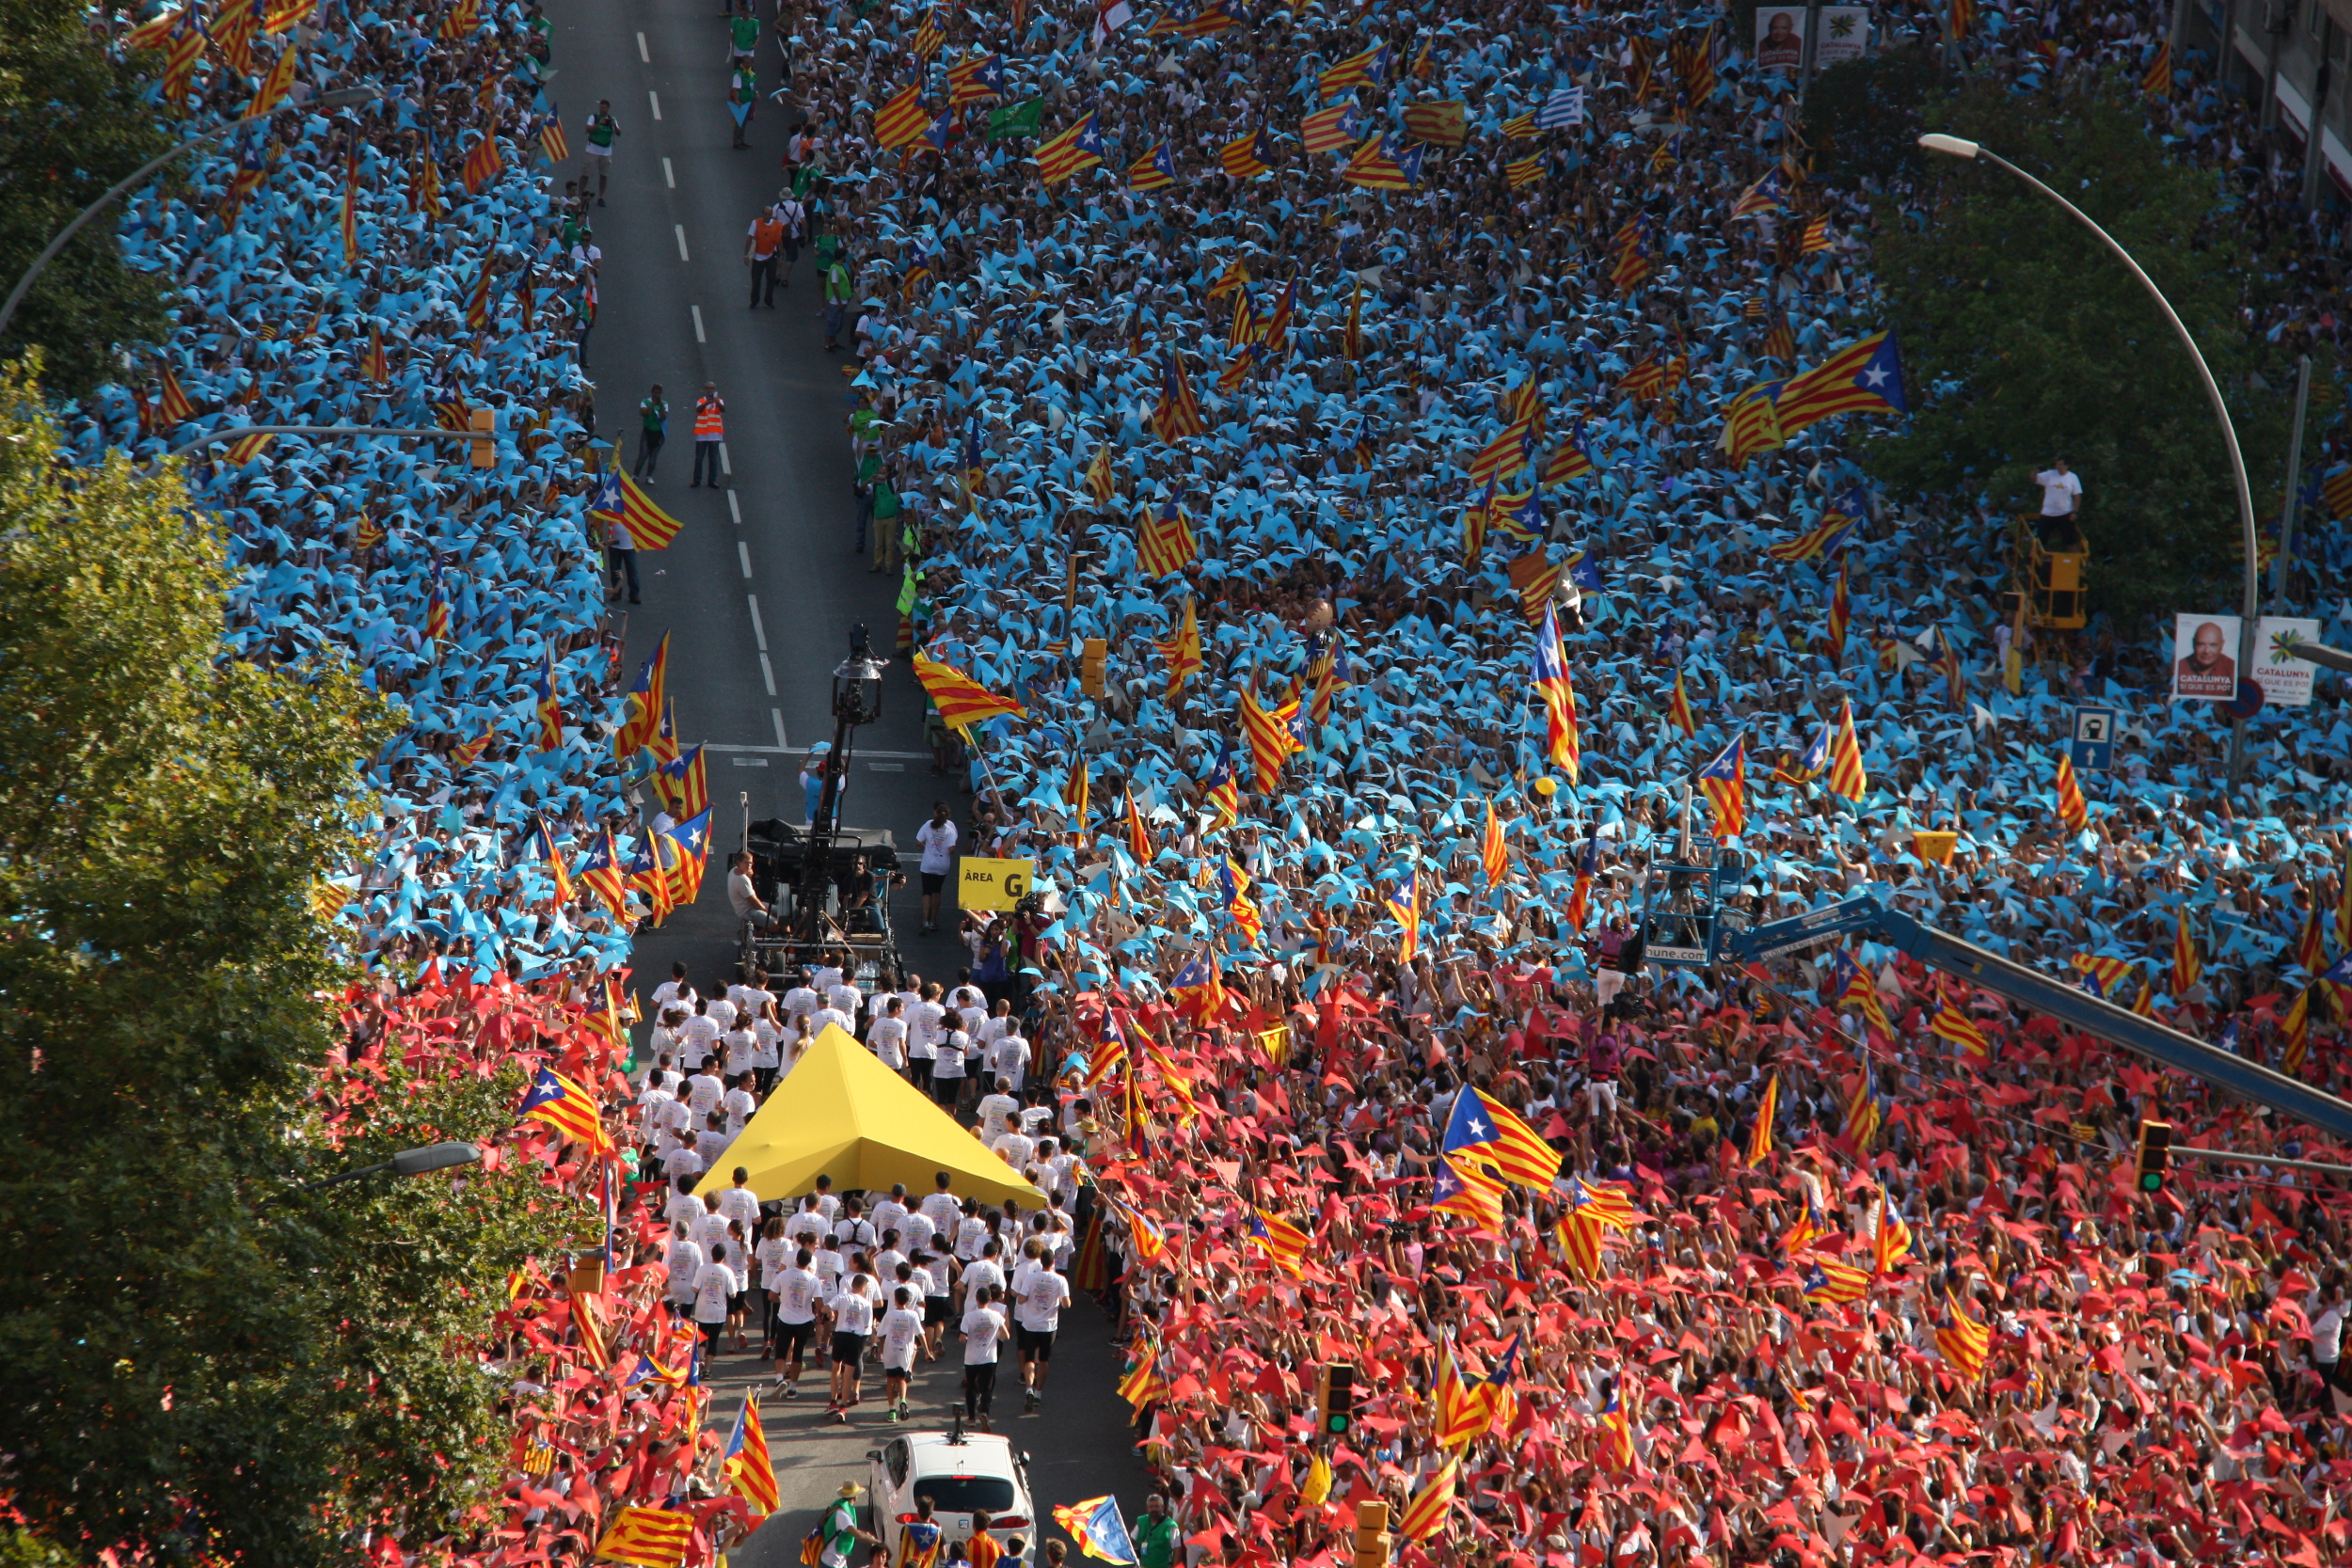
left=1132, top=1496, right=1176, bottom=1568
left=582, top=101, right=618, bottom=205
left=633, top=384, right=667, bottom=481
left=816, top=1482, right=875, bottom=1568
left=822, top=257, right=854, bottom=352
left=727, top=5, right=760, bottom=61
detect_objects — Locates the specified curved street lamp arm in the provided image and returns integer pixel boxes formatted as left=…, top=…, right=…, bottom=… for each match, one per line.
left=0, top=126, right=231, bottom=344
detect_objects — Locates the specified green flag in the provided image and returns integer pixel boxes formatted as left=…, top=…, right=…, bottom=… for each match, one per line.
left=987, top=98, right=1044, bottom=141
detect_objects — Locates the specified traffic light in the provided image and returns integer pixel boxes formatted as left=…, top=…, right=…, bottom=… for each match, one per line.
left=1080, top=638, right=1108, bottom=697
left=2134, top=1118, right=2172, bottom=1193
left=468, top=405, right=496, bottom=468
left=1316, top=1361, right=1357, bottom=1436
left=1352, top=1499, right=1389, bottom=1568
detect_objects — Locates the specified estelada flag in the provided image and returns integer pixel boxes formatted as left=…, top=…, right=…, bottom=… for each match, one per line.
left=245, top=40, right=302, bottom=119
left=1934, top=1295, right=1991, bottom=1380
left=540, top=107, right=571, bottom=163
left=720, top=1396, right=781, bottom=1517
left=593, top=1507, right=693, bottom=1568
left=914, top=652, right=1026, bottom=732
left=518, top=1065, right=610, bottom=1152
left=1775, top=330, right=1907, bottom=437
left=1036, top=110, right=1104, bottom=183
left=1301, top=103, right=1355, bottom=154
left=589, top=467, right=685, bottom=548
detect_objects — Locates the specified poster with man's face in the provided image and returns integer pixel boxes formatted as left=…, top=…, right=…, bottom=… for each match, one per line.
left=1755, top=8, right=1805, bottom=71
left=2170, top=613, right=2240, bottom=702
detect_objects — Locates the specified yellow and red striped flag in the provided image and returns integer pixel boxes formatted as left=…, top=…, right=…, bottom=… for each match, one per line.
left=461, top=131, right=503, bottom=195
left=914, top=652, right=1026, bottom=733
left=244, top=40, right=301, bottom=119
left=1828, top=698, right=1867, bottom=800
left=1744, top=1074, right=1777, bottom=1167
left=519, top=1067, right=610, bottom=1153
left=2054, top=753, right=2089, bottom=831
left=1398, top=1458, right=1456, bottom=1542
left=1153, top=595, right=1202, bottom=697
left=1667, top=670, right=1697, bottom=737
left=874, top=85, right=931, bottom=150
left=1036, top=111, right=1104, bottom=183
left=1246, top=1208, right=1309, bottom=1276
left=1480, top=800, right=1506, bottom=886
left=1136, top=499, right=1197, bottom=576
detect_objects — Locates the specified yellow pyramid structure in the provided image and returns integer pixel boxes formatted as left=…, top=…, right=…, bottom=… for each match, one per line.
left=715, top=1024, right=1044, bottom=1204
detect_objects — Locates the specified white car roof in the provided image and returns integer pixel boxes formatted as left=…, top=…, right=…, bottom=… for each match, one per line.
left=902, top=1433, right=1018, bottom=1472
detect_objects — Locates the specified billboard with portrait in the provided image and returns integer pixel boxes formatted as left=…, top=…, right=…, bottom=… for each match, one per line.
left=1753, top=8, right=1806, bottom=72
left=2170, top=614, right=2240, bottom=702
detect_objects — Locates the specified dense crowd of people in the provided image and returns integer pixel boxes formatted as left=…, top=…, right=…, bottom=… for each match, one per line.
left=787, top=0, right=2352, bottom=1562
left=48, top=0, right=2352, bottom=1560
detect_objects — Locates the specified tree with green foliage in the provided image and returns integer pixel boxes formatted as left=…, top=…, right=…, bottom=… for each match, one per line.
left=1860, top=77, right=2308, bottom=629
left=1801, top=41, right=1943, bottom=186
left=0, top=0, right=180, bottom=395
left=0, top=365, right=579, bottom=1567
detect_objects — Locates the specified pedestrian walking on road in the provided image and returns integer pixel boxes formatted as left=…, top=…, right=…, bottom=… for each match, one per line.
left=603, top=508, right=641, bottom=604
left=690, top=382, right=724, bottom=488
left=582, top=100, right=618, bottom=205
left=914, top=801, right=957, bottom=934
left=822, top=250, right=853, bottom=352
left=634, top=383, right=667, bottom=479
left=727, top=64, right=756, bottom=150
left=773, top=190, right=806, bottom=288
left=744, top=205, right=786, bottom=308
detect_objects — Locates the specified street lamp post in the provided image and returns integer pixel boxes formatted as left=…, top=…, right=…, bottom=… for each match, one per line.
left=264, top=1140, right=482, bottom=1205
left=1916, top=133, right=2263, bottom=787
left=0, top=85, right=381, bottom=346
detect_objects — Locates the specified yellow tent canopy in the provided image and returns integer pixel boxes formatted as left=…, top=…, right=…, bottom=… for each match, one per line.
left=714, top=1024, right=1044, bottom=1205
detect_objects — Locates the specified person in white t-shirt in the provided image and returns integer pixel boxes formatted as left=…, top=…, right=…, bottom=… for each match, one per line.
left=906, top=982, right=947, bottom=1094
left=827, top=1273, right=877, bottom=1419
left=878, top=1284, right=925, bottom=1422
left=976, top=1079, right=1022, bottom=1142
left=1012, top=1259, right=1070, bottom=1407
left=706, top=994, right=739, bottom=1036
left=716, top=1168, right=763, bottom=1233
left=650, top=962, right=696, bottom=1017
left=991, top=1124, right=1036, bottom=1173
left=868, top=1184, right=909, bottom=1239
left=960, top=1237, right=1006, bottom=1314
left=782, top=980, right=819, bottom=1020
left=677, top=1003, right=723, bottom=1070
left=960, top=1283, right=1008, bottom=1431
left=983, top=1028, right=1031, bottom=1093
left=866, top=996, right=909, bottom=1072
left=921, top=1241, right=959, bottom=1357
left=723, top=1073, right=759, bottom=1137
left=809, top=1002, right=854, bottom=1041
left=931, top=1026, right=969, bottom=1110
left=826, top=975, right=863, bottom=1017
left=751, top=1006, right=785, bottom=1090
left=753, top=1217, right=793, bottom=1347
left=919, top=1174, right=963, bottom=1236
left=692, top=1243, right=741, bottom=1349
left=769, top=1244, right=822, bottom=1397
left=665, top=1220, right=707, bottom=1317
left=914, top=801, right=959, bottom=934
left=684, top=1063, right=725, bottom=1120
left=2032, top=458, right=2082, bottom=544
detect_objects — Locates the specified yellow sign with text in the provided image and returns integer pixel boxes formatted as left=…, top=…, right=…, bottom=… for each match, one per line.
left=958, top=856, right=1036, bottom=912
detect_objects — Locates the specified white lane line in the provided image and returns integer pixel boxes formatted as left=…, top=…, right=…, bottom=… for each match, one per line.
left=727, top=488, right=741, bottom=525
left=718, top=442, right=733, bottom=477
left=732, top=755, right=769, bottom=768
left=708, top=742, right=931, bottom=759
left=759, top=653, right=777, bottom=695
left=869, top=762, right=906, bottom=772
left=675, top=225, right=690, bottom=261
left=648, top=89, right=662, bottom=120
left=636, top=29, right=648, bottom=60
left=663, top=156, right=675, bottom=188
left=737, top=541, right=753, bottom=578
left=691, top=305, right=706, bottom=342
left=745, top=594, right=768, bottom=651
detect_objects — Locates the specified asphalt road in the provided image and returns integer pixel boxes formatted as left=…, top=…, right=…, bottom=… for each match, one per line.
left=548, top=1, right=1156, bottom=1555
left=551, top=0, right=970, bottom=1004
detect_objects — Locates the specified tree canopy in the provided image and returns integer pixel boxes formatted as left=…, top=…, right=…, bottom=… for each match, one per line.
left=1859, top=77, right=2310, bottom=629
left=0, top=0, right=179, bottom=395
left=0, top=367, right=577, bottom=1566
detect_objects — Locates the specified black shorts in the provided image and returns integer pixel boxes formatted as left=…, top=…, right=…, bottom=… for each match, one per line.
left=925, top=1296, right=953, bottom=1326
left=1015, top=1325, right=1055, bottom=1360
left=832, top=1331, right=867, bottom=1365
left=921, top=872, right=946, bottom=894
left=776, top=1319, right=816, bottom=1353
